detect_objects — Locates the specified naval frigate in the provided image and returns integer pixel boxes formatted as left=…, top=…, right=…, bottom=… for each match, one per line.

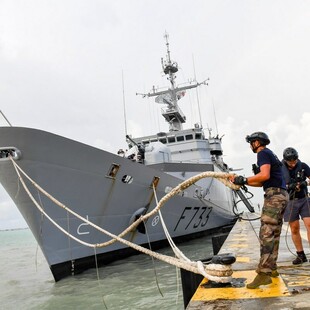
left=0, top=34, right=253, bottom=281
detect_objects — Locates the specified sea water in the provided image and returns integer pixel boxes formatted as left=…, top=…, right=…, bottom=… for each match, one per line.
left=0, top=229, right=214, bottom=310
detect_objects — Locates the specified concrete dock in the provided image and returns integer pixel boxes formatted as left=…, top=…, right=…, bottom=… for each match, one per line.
left=187, top=213, right=310, bottom=309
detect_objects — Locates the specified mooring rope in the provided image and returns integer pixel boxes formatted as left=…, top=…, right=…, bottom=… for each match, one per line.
left=10, top=156, right=240, bottom=248
left=153, top=184, right=191, bottom=263
left=9, top=156, right=240, bottom=282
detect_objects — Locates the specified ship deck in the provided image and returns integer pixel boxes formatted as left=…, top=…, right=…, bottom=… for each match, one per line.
left=187, top=212, right=310, bottom=309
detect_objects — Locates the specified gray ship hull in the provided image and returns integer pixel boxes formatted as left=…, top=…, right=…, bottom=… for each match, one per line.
left=0, top=127, right=237, bottom=280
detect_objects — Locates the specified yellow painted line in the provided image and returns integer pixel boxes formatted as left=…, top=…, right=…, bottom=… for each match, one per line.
left=191, top=270, right=290, bottom=301
left=228, top=237, right=248, bottom=241
left=229, top=244, right=248, bottom=248
left=288, top=281, right=310, bottom=286
left=281, top=274, right=310, bottom=287
left=236, top=256, right=250, bottom=263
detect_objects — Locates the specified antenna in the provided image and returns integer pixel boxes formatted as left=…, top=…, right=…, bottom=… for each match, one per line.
left=122, top=70, right=128, bottom=136
left=213, top=101, right=219, bottom=136
left=0, top=110, right=12, bottom=126
left=192, top=54, right=203, bottom=127
left=137, top=33, right=208, bottom=132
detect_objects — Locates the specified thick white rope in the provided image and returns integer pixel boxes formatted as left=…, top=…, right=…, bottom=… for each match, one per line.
left=154, top=185, right=191, bottom=263
left=9, top=156, right=238, bottom=282
left=10, top=157, right=240, bottom=249
left=152, top=185, right=231, bottom=280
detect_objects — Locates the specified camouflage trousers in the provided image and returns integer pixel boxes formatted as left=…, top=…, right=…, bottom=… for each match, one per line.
left=256, top=187, right=289, bottom=274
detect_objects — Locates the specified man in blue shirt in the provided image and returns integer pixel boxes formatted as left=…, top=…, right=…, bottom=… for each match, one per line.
left=230, top=132, right=288, bottom=289
left=282, top=147, right=310, bottom=265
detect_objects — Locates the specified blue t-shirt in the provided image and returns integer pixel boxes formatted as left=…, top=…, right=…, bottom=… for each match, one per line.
left=257, top=148, right=286, bottom=191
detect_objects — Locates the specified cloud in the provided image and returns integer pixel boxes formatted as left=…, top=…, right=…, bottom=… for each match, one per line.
left=1, top=0, right=310, bottom=228
left=267, top=112, right=310, bottom=162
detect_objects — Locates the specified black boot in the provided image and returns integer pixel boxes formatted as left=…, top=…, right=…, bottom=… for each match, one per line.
left=292, top=251, right=307, bottom=265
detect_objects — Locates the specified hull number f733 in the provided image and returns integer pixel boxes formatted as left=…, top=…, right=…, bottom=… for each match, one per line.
left=174, top=206, right=212, bottom=231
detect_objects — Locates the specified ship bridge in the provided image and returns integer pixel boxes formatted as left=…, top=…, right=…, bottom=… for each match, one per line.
left=128, top=126, right=223, bottom=165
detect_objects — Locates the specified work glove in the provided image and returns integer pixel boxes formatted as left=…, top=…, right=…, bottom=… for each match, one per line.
left=233, top=176, right=247, bottom=186
left=287, top=183, right=296, bottom=191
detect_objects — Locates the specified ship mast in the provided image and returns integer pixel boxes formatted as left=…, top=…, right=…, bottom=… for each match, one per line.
left=138, top=32, right=208, bottom=132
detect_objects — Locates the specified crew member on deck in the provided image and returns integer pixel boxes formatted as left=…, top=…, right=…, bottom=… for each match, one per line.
left=282, top=147, right=310, bottom=265
left=230, top=132, right=288, bottom=289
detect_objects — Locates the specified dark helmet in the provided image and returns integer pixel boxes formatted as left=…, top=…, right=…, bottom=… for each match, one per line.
left=283, top=147, right=298, bottom=161
left=245, top=132, right=270, bottom=145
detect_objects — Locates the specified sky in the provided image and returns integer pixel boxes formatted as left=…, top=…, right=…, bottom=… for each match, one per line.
left=0, top=0, right=310, bottom=229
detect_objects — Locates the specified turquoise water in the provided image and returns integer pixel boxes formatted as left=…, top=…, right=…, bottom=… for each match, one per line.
left=0, top=229, right=214, bottom=309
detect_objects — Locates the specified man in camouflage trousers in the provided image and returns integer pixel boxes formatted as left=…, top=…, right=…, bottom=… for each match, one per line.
left=258, top=188, right=288, bottom=274
left=230, top=132, right=288, bottom=289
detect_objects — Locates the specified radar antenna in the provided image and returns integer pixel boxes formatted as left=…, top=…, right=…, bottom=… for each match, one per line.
left=137, top=32, right=208, bottom=132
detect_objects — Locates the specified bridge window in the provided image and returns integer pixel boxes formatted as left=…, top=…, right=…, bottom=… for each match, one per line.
left=185, top=134, right=193, bottom=140
left=168, top=136, right=176, bottom=143
left=176, top=136, right=184, bottom=142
